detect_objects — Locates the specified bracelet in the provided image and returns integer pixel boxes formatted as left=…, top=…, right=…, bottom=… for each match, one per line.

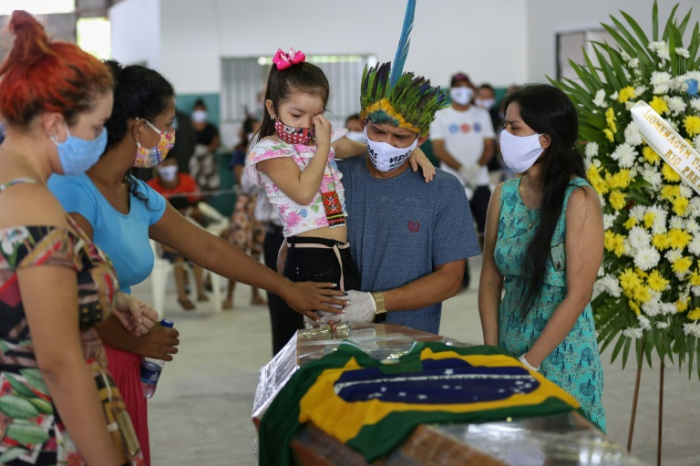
left=371, top=291, right=387, bottom=315
left=518, top=354, right=540, bottom=372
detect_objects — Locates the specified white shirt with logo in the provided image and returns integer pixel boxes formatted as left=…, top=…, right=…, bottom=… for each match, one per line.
left=430, top=106, right=496, bottom=187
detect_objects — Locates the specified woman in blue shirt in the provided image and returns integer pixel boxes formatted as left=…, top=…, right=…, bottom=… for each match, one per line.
left=49, top=61, right=347, bottom=465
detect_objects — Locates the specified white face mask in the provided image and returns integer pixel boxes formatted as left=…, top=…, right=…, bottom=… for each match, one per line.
left=499, top=130, right=544, bottom=173
left=365, top=127, right=419, bottom=172
left=192, top=110, right=208, bottom=123
left=450, top=87, right=473, bottom=106
left=346, top=131, right=366, bottom=144
left=475, top=98, right=495, bottom=109
left=157, top=165, right=179, bottom=182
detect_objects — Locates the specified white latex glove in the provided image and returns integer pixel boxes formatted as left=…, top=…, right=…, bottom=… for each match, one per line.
left=518, top=354, right=540, bottom=372
left=459, top=163, right=481, bottom=190
left=320, top=291, right=376, bottom=324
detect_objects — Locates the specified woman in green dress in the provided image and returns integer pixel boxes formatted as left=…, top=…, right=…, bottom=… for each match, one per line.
left=479, top=84, right=606, bottom=430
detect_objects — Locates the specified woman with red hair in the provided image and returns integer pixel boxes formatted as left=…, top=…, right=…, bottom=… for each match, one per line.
left=0, top=11, right=154, bottom=466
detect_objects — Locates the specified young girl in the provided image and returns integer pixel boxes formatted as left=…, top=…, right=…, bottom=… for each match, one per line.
left=246, top=48, right=433, bottom=329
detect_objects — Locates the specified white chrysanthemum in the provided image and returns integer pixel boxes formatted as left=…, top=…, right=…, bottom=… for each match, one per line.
left=666, top=96, right=686, bottom=114
left=643, top=299, right=662, bottom=316
left=694, top=134, right=700, bottom=152
left=666, top=249, right=682, bottom=263
left=594, top=274, right=622, bottom=298
left=634, top=85, right=647, bottom=96
left=676, top=47, right=691, bottom=58
left=593, top=89, right=607, bottom=108
left=689, top=197, right=700, bottom=217
left=680, top=184, right=693, bottom=199
left=634, top=247, right=660, bottom=270
left=688, top=237, right=700, bottom=256
left=656, top=321, right=669, bottom=329
left=692, top=286, right=700, bottom=297
left=612, top=143, right=637, bottom=168
left=649, top=41, right=671, bottom=61
left=668, top=120, right=679, bottom=132
left=629, top=205, right=646, bottom=219
left=621, top=51, right=632, bottom=61
left=611, top=91, right=619, bottom=100
left=623, top=327, right=644, bottom=339
left=683, top=323, right=700, bottom=338
left=585, top=142, right=599, bottom=158
left=670, top=215, right=684, bottom=229
left=691, top=98, right=700, bottom=111
left=630, top=58, right=640, bottom=68
left=641, top=166, right=663, bottom=190
left=599, top=193, right=606, bottom=208
left=603, top=213, right=618, bottom=230
left=651, top=71, right=672, bottom=94
left=685, top=219, right=700, bottom=235
left=624, top=121, right=643, bottom=146
left=591, top=158, right=602, bottom=167
left=597, top=265, right=605, bottom=278
left=661, top=302, right=677, bottom=315
left=637, top=315, right=651, bottom=330
left=628, top=227, right=652, bottom=249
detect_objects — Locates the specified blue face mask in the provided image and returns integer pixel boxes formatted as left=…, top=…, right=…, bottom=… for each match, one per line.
left=51, top=126, right=108, bottom=176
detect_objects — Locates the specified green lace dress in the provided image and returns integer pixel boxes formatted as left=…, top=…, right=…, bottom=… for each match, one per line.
left=494, top=177, right=606, bottom=431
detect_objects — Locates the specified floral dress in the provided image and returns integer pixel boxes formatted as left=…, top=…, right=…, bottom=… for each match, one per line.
left=0, top=179, right=143, bottom=465
left=494, top=177, right=606, bottom=431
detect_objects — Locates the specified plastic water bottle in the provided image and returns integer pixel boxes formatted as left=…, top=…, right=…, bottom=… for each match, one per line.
left=141, top=319, right=174, bottom=399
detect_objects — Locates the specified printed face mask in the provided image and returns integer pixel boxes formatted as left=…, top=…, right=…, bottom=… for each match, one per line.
left=157, top=165, right=178, bottom=182
left=365, top=127, right=419, bottom=172
left=499, top=130, right=544, bottom=173
left=274, top=119, right=314, bottom=145
left=450, top=87, right=473, bottom=106
left=51, top=125, right=107, bottom=176
left=192, top=110, right=208, bottom=123
left=134, top=119, right=176, bottom=168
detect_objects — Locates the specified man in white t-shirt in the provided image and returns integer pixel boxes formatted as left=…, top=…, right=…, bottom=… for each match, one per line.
left=431, top=72, right=495, bottom=248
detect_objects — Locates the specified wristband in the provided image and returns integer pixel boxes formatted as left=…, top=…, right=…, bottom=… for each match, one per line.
left=371, top=291, right=386, bottom=315
left=518, top=354, right=540, bottom=372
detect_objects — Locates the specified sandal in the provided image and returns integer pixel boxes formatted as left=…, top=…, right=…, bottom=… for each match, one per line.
left=178, top=297, right=196, bottom=311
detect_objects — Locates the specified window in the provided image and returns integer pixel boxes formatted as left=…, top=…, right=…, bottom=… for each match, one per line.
left=556, top=29, right=616, bottom=83
left=77, top=17, right=111, bottom=60
left=220, top=54, right=377, bottom=126
left=0, top=0, right=75, bottom=15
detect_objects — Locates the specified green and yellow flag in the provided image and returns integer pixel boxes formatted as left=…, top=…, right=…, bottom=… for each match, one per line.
left=259, top=342, right=582, bottom=466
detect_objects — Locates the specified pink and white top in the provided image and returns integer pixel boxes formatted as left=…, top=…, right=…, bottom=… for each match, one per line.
left=245, top=129, right=348, bottom=237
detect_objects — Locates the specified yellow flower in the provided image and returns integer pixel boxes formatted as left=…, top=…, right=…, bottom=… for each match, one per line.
left=674, top=196, right=689, bottom=216
left=606, top=169, right=633, bottom=189
left=619, top=268, right=643, bottom=295
left=660, top=184, right=681, bottom=201
left=677, top=296, right=690, bottom=313
left=689, top=269, right=700, bottom=286
left=618, top=86, right=636, bottom=103
left=624, top=217, right=637, bottom=229
left=685, top=115, right=700, bottom=137
left=647, top=270, right=669, bottom=291
left=609, top=190, right=627, bottom=211
left=633, top=287, right=652, bottom=303
left=689, top=308, right=700, bottom=320
left=605, top=107, right=617, bottom=133
left=668, top=228, right=692, bottom=250
left=644, top=212, right=656, bottom=229
left=650, top=96, right=669, bottom=115
left=629, top=300, right=642, bottom=316
left=642, top=146, right=660, bottom=164
left=587, top=164, right=609, bottom=195
left=604, top=231, right=626, bottom=257
left=662, top=163, right=681, bottom=182
left=652, top=233, right=670, bottom=250
left=672, top=256, right=693, bottom=274
left=603, top=129, right=615, bottom=143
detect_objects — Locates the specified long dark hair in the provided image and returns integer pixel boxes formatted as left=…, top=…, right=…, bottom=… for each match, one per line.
left=255, top=62, right=330, bottom=143
left=103, top=60, right=175, bottom=207
left=503, top=84, right=587, bottom=309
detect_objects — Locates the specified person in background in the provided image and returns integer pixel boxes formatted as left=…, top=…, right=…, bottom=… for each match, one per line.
left=190, top=98, right=221, bottom=193
left=476, top=83, right=505, bottom=185
left=170, top=108, right=197, bottom=174
left=224, top=116, right=267, bottom=310
left=345, top=113, right=365, bottom=143
left=49, top=61, right=346, bottom=465
left=431, top=72, right=495, bottom=289
left=147, top=156, right=209, bottom=310
left=0, top=11, right=156, bottom=465
left=479, top=84, right=606, bottom=430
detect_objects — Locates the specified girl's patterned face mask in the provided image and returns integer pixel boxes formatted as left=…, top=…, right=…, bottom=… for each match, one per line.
left=274, top=119, right=315, bottom=145
left=134, top=119, right=176, bottom=168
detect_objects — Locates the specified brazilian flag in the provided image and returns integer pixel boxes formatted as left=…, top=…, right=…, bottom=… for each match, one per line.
left=259, top=342, right=582, bottom=466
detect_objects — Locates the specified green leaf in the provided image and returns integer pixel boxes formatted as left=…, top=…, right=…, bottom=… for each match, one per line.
left=621, top=11, right=652, bottom=50
left=688, top=23, right=700, bottom=63
left=27, top=397, right=53, bottom=415
left=668, top=25, right=678, bottom=76
left=677, top=9, right=693, bottom=37
left=688, top=336, right=696, bottom=379
left=621, top=336, right=633, bottom=369
left=609, top=15, right=654, bottom=71
left=611, top=334, right=627, bottom=363
left=0, top=447, right=28, bottom=463
left=601, top=24, right=638, bottom=59
left=18, top=369, right=49, bottom=396
left=3, top=372, right=37, bottom=398
left=662, top=4, right=681, bottom=41
left=6, top=421, right=50, bottom=445
left=0, top=396, right=40, bottom=419
left=652, top=0, right=659, bottom=41
left=592, top=44, right=621, bottom=89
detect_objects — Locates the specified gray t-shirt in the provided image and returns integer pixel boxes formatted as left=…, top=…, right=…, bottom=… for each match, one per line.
left=339, top=155, right=480, bottom=334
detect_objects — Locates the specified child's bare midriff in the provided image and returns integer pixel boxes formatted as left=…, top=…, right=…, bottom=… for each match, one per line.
left=296, top=224, right=348, bottom=243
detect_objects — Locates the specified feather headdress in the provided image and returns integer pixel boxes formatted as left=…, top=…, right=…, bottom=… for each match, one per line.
left=360, top=0, right=450, bottom=137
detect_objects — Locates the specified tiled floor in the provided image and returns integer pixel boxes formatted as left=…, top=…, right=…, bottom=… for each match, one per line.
left=134, top=259, right=700, bottom=466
